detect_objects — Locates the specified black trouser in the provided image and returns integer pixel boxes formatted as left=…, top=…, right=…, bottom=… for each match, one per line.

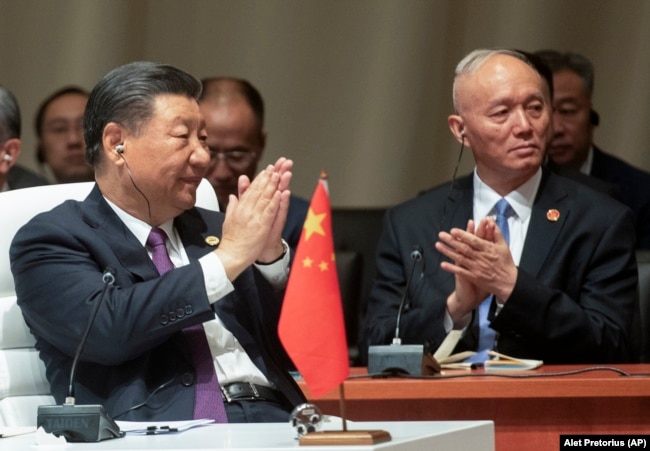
left=224, top=399, right=291, bottom=423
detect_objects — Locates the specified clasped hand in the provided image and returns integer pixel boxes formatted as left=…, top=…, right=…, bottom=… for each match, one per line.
left=215, top=157, right=292, bottom=280
left=435, top=217, right=517, bottom=325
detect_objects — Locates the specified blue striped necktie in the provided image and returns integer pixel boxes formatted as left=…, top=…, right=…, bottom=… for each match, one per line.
left=474, top=199, right=512, bottom=361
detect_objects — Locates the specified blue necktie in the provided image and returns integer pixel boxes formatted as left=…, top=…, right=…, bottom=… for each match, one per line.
left=147, top=228, right=228, bottom=422
left=471, top=199, right=512, bottom=362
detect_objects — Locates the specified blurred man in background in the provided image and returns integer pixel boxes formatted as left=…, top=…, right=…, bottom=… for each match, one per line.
left=0, top=85, right=48, bottom=191
left=535, top=50, right=650, bottom=249
left=199, top=77, right=308, bottom=249
left=35, top=86, right=94, bottom=184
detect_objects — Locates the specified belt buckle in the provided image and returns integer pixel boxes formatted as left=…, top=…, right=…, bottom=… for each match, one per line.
left=220, top=385, right=233, bottom=403
left=247, top=382, right=260, bottom=398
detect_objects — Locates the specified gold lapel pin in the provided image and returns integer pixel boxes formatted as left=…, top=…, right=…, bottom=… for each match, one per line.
left=205, top=236, right=220, bottom=246
left=546, top=209, right=560, bottom=222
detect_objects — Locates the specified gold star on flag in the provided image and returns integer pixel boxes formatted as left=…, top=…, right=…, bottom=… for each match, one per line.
left=303, top=207, right=326, bottom=241
left=302, top=256, right=313, bottom=268
left=319, top=261, right=329, bottom=271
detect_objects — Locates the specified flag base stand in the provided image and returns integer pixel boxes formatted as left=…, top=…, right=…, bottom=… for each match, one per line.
left=299, top=429, right=391, bottom=446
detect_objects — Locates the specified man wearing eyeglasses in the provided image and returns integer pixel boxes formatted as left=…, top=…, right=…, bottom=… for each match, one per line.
left=35, top=86, right=94, bottom=184
left=199, top=78, right=308, bottom=250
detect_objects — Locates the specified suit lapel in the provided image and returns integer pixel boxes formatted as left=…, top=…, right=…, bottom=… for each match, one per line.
left=431, top=175, right=474, bottom=301
left=174, top=208, right=223, bottom=260
left=519, top=170, right=571, bottom=277
left=82, top=185, right=159, bottom=281
left=442, top=174, right=474, bottom=232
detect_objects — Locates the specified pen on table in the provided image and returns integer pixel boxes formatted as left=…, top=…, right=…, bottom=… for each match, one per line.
left=145, top=425, right=178, bottom=435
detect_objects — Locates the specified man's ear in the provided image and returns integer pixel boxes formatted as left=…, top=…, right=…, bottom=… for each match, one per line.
left=2, top=138, right=21, bottom=167
left=102, top=123, right=126, bottom=163
left=448, top=114, right=466, bottom=144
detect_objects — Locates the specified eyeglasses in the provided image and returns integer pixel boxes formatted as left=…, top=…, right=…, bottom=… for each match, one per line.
left=209, top=150, right=257, bottom=170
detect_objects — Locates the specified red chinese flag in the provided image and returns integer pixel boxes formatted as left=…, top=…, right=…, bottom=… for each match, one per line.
left=278, top=178, right=349, bottom=398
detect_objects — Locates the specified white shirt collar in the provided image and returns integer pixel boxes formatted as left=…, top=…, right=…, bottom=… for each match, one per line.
left=473, top=167, right=542, bottom=223
left=580, top=146, right=594, bottom=174
left=103, top=196, right=181, bottom=256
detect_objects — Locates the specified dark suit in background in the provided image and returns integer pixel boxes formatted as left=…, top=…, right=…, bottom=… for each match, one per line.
left=7, top=165, right=49, bottom=190
left=284, top=194, right=309, bottom=249
left=362, top=169, right=638, bottom=364
left=590, top=146, right=650, bottom=249
left=11, top=186, right=305, bottom=421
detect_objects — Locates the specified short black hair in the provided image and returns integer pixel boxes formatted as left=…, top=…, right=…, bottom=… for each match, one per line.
left=534, top=50, right=594, bottom=97
left=84, top=61, right=202, bottom=167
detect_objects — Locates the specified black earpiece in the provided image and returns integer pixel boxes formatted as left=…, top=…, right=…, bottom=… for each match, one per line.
left=590, top=109, right=600, bottom=126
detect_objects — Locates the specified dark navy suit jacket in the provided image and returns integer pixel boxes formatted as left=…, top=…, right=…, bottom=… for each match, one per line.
left=590, top=146, right=650, bottom=250
left=362, top=169, right=638, bottom=364
left=283, top=194, right=309, bottom=250
left=7, top=165, right=49, bottom=190
left=11, top=185, right=305, bottom=421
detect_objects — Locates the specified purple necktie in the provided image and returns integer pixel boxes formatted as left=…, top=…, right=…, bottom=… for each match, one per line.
left=147, top=227, right=228, bottom=422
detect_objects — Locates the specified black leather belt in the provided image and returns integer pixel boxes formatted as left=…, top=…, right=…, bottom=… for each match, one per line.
left=221, top=382, right=285, bottom=405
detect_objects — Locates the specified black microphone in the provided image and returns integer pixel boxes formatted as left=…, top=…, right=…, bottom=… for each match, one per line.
left=37, top=266, right=125, bottom=442
left=367, top=246, right=440, bottom=376
left=393, top=246, right=423, bottom=342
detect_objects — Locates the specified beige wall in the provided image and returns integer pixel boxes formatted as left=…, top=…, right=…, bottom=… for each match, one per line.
left=1, top=0, right=649, bottom=206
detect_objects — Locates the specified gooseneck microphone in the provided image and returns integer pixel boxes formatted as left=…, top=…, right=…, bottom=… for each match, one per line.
left=37, top=266, right=125, bottom=442
left=66, top=267, right=116, bottom=401
left=367, top=246, right=440, bottom=376
left=393, top=246, right=423, bottom=344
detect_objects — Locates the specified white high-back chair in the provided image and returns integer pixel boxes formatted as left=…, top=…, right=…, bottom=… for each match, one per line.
left=0, top=180, right=218, bottom=427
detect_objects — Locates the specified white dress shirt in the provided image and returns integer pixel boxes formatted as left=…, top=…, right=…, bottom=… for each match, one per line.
left=105, top=198, right=290, bottom=388
left=579, top=146, right=594, bottom=175
left=444, top=167, right=541, bottom=332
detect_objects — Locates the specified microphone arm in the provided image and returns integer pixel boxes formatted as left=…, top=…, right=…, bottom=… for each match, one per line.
left=393, top=246, right=423, bottom=344
left=66, top=266, right=116, bottom=403
left=38, top=266, right=124, bottom=442
left=367, top=245, right=439, bottom=376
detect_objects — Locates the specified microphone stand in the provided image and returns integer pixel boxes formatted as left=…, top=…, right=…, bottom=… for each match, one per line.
left=367, top=247, right=440, bottom=376
left=37, top=267, right=125, bottom=442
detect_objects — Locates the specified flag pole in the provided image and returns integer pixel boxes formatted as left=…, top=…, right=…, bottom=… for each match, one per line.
left=339, top=383, right=347, bottom=432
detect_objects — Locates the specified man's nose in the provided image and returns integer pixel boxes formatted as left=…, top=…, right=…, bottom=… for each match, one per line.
left=192, top=142, right=211, bottom=170
left=513, top=108, right=534, bottom=134
left=67, top=124, right=84, bottom=144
